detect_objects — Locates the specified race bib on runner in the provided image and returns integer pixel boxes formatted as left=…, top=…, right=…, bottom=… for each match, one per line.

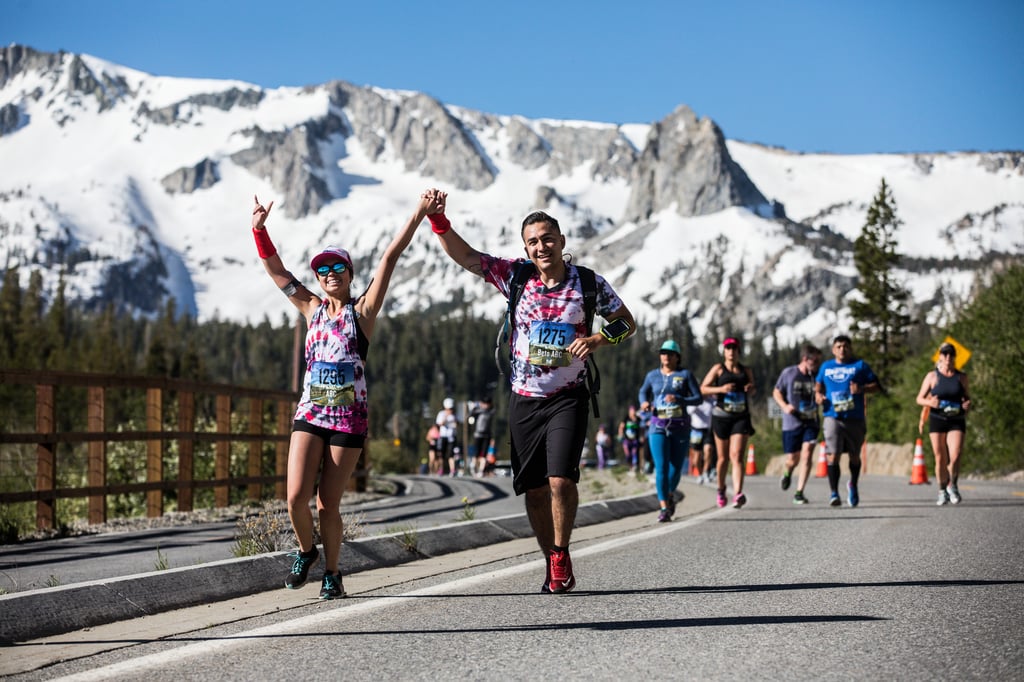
left=939, top=399, right=963, bottom=416
left=657, top=404, right=684, bottom=419
left=831, top=390, right=854, bottom=414
left=690, top=429, right=703, bottom=446
left=528, top=320, right=575, bottom=367
left=309, top=361, right=356, bottom=407
left=798, top=400, right=817, bottom=420
left=723, top=391, right=747, bottom=414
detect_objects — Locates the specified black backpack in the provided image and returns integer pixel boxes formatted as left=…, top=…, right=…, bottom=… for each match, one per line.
left=494, top=260, right=602, bottom=417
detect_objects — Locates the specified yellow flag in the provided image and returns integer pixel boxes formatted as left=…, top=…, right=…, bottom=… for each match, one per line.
left=931, top=336, right=971, bottom=370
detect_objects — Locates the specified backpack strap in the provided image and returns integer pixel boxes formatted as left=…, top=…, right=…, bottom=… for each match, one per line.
left=575, top=266, right=601, bottom=418
left=494, top=260, right=536, bottom=376
left=576, top=266, right=597, bottom=332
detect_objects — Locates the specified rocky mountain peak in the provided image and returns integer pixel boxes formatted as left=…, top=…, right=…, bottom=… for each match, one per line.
left=624, top=105, right=768, bottom=222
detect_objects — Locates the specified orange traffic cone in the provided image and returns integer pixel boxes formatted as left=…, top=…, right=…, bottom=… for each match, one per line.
left=909, top=438, right=930, bottom=485
left=815, top=441, right=828, bottom=478
left=744, top=443, right=758, bottom=475
left=691, top=462, right=701, bottom=477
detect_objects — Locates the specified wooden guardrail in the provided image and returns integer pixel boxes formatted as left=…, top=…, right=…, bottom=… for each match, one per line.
left=0, top=370, right=297, bottom=531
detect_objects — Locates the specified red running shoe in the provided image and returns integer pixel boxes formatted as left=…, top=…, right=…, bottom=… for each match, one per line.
left=548, top=548, right=576, bottom=593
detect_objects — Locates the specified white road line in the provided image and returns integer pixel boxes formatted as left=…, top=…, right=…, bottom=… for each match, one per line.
left=54, top=507, right=727, bottom=681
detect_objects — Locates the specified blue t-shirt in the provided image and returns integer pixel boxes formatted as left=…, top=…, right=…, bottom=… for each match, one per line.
left=815, top=358, right=878, bottom=420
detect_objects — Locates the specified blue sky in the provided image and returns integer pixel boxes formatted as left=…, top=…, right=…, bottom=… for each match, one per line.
left=4, top=0, right=1022, bottom=154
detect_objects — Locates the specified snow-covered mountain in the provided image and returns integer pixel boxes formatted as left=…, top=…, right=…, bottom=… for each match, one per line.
left=2, top=44, right=1022, bottom=345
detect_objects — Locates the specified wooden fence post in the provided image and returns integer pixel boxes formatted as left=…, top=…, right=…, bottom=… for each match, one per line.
left=35, top=383, right=56, bottom=530
left=87, top=386, right=107, bottom=524
left=215, top=393, right=231, bottom=508
left=177, top=391, right=196, bottom=512
left=248, top=398, right=264, bottom=500
left=275, top=400, right=290, bottom=500
left=146, top=387, right=163, bottom=518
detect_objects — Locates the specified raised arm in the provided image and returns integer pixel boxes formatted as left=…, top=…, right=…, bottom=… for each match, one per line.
left=356, top=190, right=443, bottom=333
left=427, top=192, right=486, bottom=277
left=251, top=195, right=319, bottom=319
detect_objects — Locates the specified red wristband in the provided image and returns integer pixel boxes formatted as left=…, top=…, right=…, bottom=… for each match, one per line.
left=428, top=213, right=451, bottom=235
left=253, top=227, right=277, bottom=259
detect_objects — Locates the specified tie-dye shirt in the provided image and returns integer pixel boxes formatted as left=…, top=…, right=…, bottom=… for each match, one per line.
left=481, top=255, right=625, bottom=398
left=294, top=302, right=369, bottom=435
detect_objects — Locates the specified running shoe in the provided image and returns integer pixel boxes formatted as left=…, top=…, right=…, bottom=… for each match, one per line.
left=732, top=492, right=747, bottom=509
left=948, top=485, right=962, bottom=505
left=716, top=489, right=728, bottom=508
left=284, top=547, right=320, bottom=589
left=668, top=491, right=681, bottom=516
left=657, top=508, right=671, bottom=523
left=847, top=481, right=859, bottom=508
left=792, top=491, right=808, bottom=505
left=937, top=489, right=950, bottom=506
left=780, top=472, right=792, bottom=491
left=319, top=572, right=345, bottom=600
left=829, top=492, right=841, bottom=507
left=548, top=549, right=575, bottom=593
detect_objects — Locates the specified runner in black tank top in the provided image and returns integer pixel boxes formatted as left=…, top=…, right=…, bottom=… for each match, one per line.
left=701, top=337, right=756, bottom=510
left=916, top=343, right=970, bottom=505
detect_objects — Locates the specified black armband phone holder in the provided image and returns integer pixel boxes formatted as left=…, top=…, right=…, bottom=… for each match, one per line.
left=600, top=318, right=632, bottom=345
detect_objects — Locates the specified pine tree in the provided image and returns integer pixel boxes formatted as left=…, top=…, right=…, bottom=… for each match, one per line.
left=951, top=263, right=1024, bottom=473
left=0, top=267, right=23, bottom=368
left=849, top=178, right=912, bottom=386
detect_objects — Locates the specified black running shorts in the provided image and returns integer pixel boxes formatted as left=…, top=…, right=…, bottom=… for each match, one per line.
left=928, top=413, right=966, bottom=434
left=292, top=420, right=366, bottom=449
left=711, top=413, right=755, bottom=440
left=508, top=384, right=589, bottom=495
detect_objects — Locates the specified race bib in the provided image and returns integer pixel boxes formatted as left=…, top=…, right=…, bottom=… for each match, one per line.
left=939, top=399, right=963, bottom=416
left=723, top=391, right=748, bottom=414
left=657, top=404, right=684, bottom=419
left=309, top=361, right=356, bottom=407
left=689, top=429, right=703, bottom=446
left=528, top=321, right=575, bottom=367
left=797, top=400, right=817, bottom=420
left=831, top=390, right=854, bottom=414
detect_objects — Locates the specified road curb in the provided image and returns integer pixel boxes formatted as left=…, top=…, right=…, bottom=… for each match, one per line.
left=0, top=493, right=660, bottom=643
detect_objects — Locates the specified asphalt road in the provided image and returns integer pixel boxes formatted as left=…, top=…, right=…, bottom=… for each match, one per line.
left=6, top=475, right=1023, bottom=681
left=0, top=475, right=522, bottom=594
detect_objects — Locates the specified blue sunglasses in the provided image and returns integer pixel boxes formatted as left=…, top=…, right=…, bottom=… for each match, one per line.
left=316, top=262, right=347, bottom=276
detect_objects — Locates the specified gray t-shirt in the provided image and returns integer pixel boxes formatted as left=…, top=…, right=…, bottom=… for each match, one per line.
left=774, top=365, right=819, bottom=431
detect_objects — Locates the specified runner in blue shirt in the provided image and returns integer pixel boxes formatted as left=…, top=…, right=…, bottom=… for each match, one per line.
left=637, top=340, right=703, bottom=522
left=814, top=335, right=880, bottom=508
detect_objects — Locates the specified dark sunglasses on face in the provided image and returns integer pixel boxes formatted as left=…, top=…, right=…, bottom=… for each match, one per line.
left=316, top=262, right=347, bottom=276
